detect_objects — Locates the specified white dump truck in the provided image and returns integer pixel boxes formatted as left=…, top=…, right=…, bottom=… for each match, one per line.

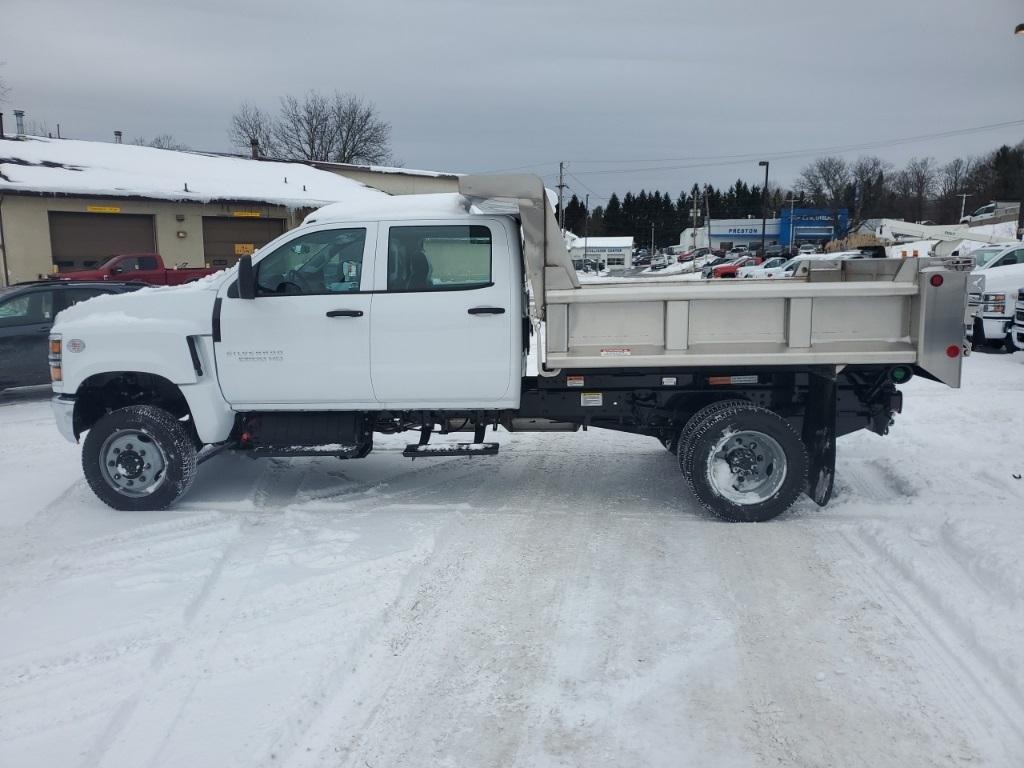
left=49, top=175, right=972, bottom=522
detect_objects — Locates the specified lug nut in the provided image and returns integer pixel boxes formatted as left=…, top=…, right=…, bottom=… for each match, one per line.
left=139, top=450, right=146, bottom=457
left=145, top=463, right=151, bottom=470
left=114, top=473, right=121, bottom=480
left=126, top=444, right=133, bottom=451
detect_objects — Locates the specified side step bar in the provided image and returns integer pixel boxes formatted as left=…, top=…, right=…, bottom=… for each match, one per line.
left=244, top=443, right=372, bottom=460
left=403, top=442, right=499, bottom=458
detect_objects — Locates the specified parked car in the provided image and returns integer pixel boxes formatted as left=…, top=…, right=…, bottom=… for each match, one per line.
left=738, top=256, right=788, bottom=279
left=757, top=252, right=870, bottom=280
left=632, top=253, right=651, bottom=267
left=764, top=245, right=790, bottom=259
left=959, top=201, right=1020, bottom=225
left=650, top=253, right=671, bottom=271
left=965, top=243, right=1024, bottom=350
left=677, top=247, right=710, bottom=263
left=712, top=255, right=764, bottom=279
left=797, top=244, right=819, bottom=256
left=700, top=256, right=735, bottom=279
left=53, top=253, right=218, bottom=286
left=0, top=281, right=145, bottom=391
left=1011, top=288, right=1024, bottom=351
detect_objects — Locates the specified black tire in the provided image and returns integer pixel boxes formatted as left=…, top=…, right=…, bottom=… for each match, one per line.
left=83, top=405, right=197, bottom=511
left=678, top=399, right=752, bottom=479
left=685, top=404, right=808, bottom=522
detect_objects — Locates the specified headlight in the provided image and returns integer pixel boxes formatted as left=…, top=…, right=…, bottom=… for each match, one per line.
left=983, top=293, right=1007, bottom=314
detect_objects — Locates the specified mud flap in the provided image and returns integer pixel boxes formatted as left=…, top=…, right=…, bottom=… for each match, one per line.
left=802, top=373, right=837, bottom=507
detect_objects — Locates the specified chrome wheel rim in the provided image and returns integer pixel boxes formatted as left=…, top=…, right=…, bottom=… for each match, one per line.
left=99, top=429, right=168, bottom=497
left=705, top=430, right=786, bottom=505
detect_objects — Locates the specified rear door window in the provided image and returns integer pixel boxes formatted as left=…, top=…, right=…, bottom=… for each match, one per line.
left=386, top=225, right=492, bottom=292
left=0, top=290, right=55, bottom=327
left=60, top=288, right=111, bottom=310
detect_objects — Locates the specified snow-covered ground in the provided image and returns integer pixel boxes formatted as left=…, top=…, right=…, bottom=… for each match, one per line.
left=1, top=352, right=1023, bottom=767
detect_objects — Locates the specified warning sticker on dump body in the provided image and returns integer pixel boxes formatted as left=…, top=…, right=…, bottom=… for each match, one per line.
left=566, top=375, right=585, bottom=387
left=600, top=347, right=632, bottom=357
left=581, top=392, right=603, bottom=407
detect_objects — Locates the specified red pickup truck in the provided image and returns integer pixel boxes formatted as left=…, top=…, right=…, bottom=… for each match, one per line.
left=56, top=253, right=217, bottom=286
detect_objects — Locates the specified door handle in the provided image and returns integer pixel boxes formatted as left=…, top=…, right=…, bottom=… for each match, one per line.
left=468, top=307, right=506, bottom=315
left=326, top=310, right=363, bottom=318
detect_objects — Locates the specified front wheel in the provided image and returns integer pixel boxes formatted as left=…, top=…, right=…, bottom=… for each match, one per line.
left=82, top=405, right=198, bottom=511
left=686, top=404, right=807, bottom=522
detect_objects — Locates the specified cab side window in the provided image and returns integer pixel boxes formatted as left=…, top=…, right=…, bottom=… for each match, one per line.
left=256, top=228, right=367, bottom=296
left=386, top=225, right=492, bottom=292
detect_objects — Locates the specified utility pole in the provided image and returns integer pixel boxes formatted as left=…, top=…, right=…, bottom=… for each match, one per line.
left=557, top=162, right=568, bottom=232
left=758, top=160, right=770, bottom=254
left=692, top=190, right=699, bottom=248
left=583, top=194, right=589, bottom=265
left=958, top=193, right=971, bottom=222
left=651, top=221, right=655, bottom=256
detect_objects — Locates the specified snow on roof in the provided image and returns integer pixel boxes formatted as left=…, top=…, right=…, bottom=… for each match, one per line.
left=568, top=236, right=634, bottom=249
left=303, top=192, right=471, bottom=224
left=311, top=160, right=460, bottom=179
left=0, top=136, right=388, bottom=208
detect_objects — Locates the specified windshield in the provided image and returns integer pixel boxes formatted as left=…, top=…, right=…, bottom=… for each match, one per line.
left=971, top=248, right=1003, bottom=268
left=780, top=257, right=802, bottom=271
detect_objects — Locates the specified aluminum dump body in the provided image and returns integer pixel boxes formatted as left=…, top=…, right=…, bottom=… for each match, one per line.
left=542, top=258, right=971, bottom=388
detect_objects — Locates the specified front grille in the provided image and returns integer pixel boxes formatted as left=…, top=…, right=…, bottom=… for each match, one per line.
left=968, top=292, right=982, bottom=307
left=1016, top=310, right=1024, bottom=323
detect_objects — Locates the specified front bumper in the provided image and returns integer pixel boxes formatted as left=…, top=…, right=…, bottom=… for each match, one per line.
left=51, top=395, right=77, bottom=443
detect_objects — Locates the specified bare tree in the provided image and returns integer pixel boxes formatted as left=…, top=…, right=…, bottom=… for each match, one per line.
left=228, top=90, right=392, bottom=163
left=331, top=93, right=392, bottom=164
left=132, top=134, right=190, bottom=151
left=229, top=102, right=276, bottom=158
left=272, top=91, right=337, bottom=161
left=849, top=155, right=892, bottom=221
left=0, top=74, right=9, bottom=104
left=936, top=157, right=974, bottom=222
left=899, top=156, right=938, bottom=222
left=795, top=156, right=850, bottom=207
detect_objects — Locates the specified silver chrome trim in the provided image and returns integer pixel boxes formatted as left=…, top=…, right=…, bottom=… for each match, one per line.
left=51, top=396, right=77, bottom=444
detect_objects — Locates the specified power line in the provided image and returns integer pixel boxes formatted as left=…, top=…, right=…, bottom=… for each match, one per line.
left=474, top=117, right=1024, bottom=179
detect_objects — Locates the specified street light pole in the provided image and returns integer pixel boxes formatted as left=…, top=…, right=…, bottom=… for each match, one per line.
left=758, top=160, right=770, bottom=254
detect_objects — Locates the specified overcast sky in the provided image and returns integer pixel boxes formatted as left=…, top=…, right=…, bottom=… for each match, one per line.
left=3, top=0, right=1023, bottom=204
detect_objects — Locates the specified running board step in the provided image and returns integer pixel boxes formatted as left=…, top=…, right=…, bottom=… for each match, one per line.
left=403, top=442, right=499, bottom=458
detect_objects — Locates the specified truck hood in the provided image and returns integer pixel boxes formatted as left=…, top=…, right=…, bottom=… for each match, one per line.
left=972, top=263, right=1024, bottom=294
left=53, top=273, right=228, bottom=337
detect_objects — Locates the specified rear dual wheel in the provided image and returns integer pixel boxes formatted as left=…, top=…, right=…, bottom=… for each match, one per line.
left=679, top=403, right=807, bottom=522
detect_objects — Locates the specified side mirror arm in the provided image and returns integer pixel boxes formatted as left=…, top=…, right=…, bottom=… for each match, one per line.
left=237, top=255, right=256, bottom=300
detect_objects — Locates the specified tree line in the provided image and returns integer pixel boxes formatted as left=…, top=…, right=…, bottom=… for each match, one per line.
left=563, top=139, right=1024, bottom=248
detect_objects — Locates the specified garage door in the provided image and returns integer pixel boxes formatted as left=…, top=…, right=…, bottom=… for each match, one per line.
left=49, top=212, right=156, bottom=272
left=202, top=217, right=285, bottom=268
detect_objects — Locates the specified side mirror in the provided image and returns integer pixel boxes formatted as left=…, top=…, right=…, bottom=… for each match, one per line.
left=237, top=255, right=256, bottom=300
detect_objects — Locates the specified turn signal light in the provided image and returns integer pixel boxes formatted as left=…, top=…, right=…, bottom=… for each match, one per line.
left=49, top=364, right=63, bottom=382
left=49, top=338, right=62, bottom=356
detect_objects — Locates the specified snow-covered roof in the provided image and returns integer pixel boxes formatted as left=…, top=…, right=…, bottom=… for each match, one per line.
left=303, top=192, right=471, bottom=224
left=0, top=136, right=388, bottom=208
left=310, top=160, right=460, bottom=179
left=568, top=236, right=633, bottom=249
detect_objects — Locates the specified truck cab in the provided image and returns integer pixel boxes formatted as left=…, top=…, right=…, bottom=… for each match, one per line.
left=215, top=203, right=524, bottom=411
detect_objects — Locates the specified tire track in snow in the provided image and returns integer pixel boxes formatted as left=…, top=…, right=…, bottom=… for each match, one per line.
left=838, top=526, right=1024, bottom=758
left=268, top=450, right=554, bottom=768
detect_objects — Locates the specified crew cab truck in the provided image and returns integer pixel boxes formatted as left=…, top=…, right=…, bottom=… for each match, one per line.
left=49, top=175, right=972, bottom=522
left=54, top=253, right=217, bottom=286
